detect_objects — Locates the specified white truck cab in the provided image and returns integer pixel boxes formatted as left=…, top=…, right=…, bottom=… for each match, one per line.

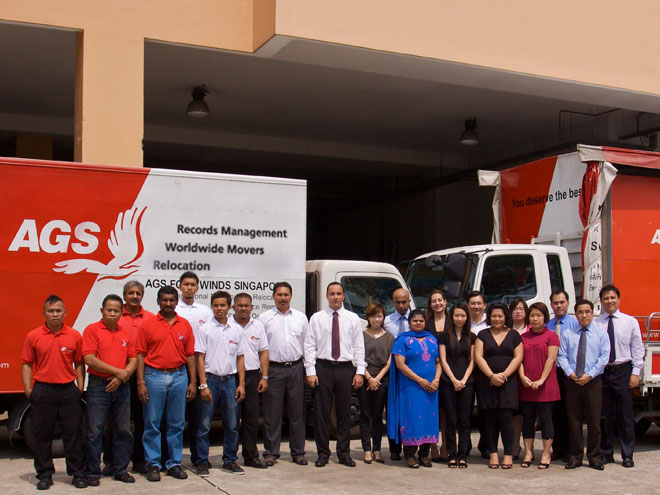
left=305, top=259, right=415, bottom=322
left=405, top=244, right=575, bottom=312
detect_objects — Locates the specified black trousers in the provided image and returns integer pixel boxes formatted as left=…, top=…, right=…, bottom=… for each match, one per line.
left=357, top=381, right=388, bottom=452
left=565, top=376, right=602, bottom=463
left=601, top=362, right=635, bottom=459
left=314, top=360, right=355, bottom=459
left=439, top=381, right=474, bottom=460
left=103, top=375, right=146, bottom=468
left=483, top=407, right=514, bottom=456
left=30, top=381, right=85, bottom=480
left=263, top=360, right=306, bottom=458
left=240, top=370, right=262, bottom=461
left=520, top=400, right=554, bottom=439
left=403, top=443, right=431, bottom=459
left=552, top=368, right=570, bottom=457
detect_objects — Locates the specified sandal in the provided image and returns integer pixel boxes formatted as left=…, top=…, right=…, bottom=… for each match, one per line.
left=538, top=462, right=550, bottom=469
left=488, top=463, right=499, bottom=469
left=419, top=458, right=432, bottom=468
left=373, top=451, right=384, bottom=464
left=458, top=460, right=468, bottom=469
left=408, top=460, right=420, bottom=469
left=448, top=460, right=458, bottom=468
left=501, top=464, right=513, bottom=470
left=520, top=457, right=535, bottom=468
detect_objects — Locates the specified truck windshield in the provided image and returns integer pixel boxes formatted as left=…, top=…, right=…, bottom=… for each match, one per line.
left=340, top=276, right=405, bottom=319
left=406, top=254, right=478, bottom=310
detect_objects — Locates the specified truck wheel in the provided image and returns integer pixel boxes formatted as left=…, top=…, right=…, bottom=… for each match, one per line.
left=635, top=418, right=652, bottom=438
left=21, top=411, right=66, bottom=458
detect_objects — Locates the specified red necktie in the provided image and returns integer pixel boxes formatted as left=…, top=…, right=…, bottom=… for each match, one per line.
left=332, top=311, right=340, bottom=360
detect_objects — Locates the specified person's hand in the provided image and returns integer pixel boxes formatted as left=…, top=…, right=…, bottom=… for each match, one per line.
left=236, top=384, right=246, bottom=402
left=306, top=375, right=318, bottom=388
left=25, top=388, right=32, bottom=399
left=186, top=383, right=197, bottom=400
left=418, top=378, right=430, bottom=391
left=257, top=378, right=268, bottom=393
left=367, top=377, right=379, bottom=391
left=200, top=387, right=213, bottom=402
left=114, top=368, right=130, bottom=383
left=452, top=378, right=464, bottom=391
left=575, top=374, right=591, bottom=386
left=105, top=377, right=122, bottom=393
left=137, top=383, right=148, bottom=403
left=490, top=373, right=505, bottom=387
left=353, top=374, right=364, bottom=389
left=569, top=372, right=578, bottom=382
left=629, top=374, right=640, bottom=389
left=531, top=379, right=544, bottom=390
left=429, top=379, right=440, bottom=392
left=520, top=376, right=533, bottom=388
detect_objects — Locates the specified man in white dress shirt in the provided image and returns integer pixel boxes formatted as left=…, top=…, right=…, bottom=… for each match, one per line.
left=384, top=288, right=411, bottom=337
left=305, top=282, right=365, bottom=468
left=258, top=282, right=309, bottom=466
left=468, top=290, right=488, bottom=335
left=596, top=284, right=645, bottom=468
left=195, top=291, right=246, bottom=476
left=175, top=271, right=213, bottom=468
left=232, top=293, right=269, bottom=469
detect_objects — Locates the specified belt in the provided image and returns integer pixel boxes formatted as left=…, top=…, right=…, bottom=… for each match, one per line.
left=147, top=364, right=185, bottom=373
left=270, top=357, right=303, bottom=367
left=604, top=361, right=632, bottom=372
left=317, top=359, right=354, bottom=367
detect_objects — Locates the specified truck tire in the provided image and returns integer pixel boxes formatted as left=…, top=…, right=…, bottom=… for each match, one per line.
left=635, top=418, right=652, bottom=438
left=21, top=411, right=66, bottom=458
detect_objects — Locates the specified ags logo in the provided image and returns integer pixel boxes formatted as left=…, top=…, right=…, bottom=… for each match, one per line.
left=7, top=206, right=147, bottom=281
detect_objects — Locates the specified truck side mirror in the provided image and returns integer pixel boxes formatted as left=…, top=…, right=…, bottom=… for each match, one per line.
left=444, top=253, right=467, bottom=279
left=443, top=280, right=462, bottom=300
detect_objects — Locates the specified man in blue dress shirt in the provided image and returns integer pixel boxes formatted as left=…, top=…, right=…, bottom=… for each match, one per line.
left=557, top=298, right=610, bottom=470
left=548, top=289, right=579, bottom=462
left=596, top=284, right=645, bottom=468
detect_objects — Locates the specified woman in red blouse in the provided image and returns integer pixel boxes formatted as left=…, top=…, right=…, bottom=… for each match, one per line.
left=518, top=302, right=560, bottom=469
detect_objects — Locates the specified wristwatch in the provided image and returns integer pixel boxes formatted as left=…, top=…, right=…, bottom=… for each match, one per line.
left=198, top=384, right=208, bottom=390
left=262, top=376, right=269, bottom=381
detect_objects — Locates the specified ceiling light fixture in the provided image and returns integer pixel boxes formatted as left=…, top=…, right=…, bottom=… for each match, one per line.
left=186, top=85, right=210, bottom=118
left=459, top=117, right=480, bottom=145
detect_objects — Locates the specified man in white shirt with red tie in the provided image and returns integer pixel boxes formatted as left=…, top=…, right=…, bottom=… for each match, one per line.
left=596, top=284, right=644, bottom=468
left=305, top=282, right=365, bottom=468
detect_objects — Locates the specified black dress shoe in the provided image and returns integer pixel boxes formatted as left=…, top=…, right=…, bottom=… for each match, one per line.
left=565, top=461, right=582, bottom=469
left=588, top=461, right=604, bottom=471
left=72, top=477, right=89, bottom=489
left=338, top=456, right=356, bottom=467
left=86, top=477, right=100, bottom=486
left=390, top=453, right=401, bottom=461
left=315, top=457, right=329, bottom=467
left=146, top=465, right=160, bottom=482
left=263, top=455, right=276, bottom=467
left=419, top=459, right=432, bottom=468
left=601, top=454, right=615, bottom=464
left=167, top=465, right=188, bottom=479
left=292, top=457, right=308, bottom=466
left=114, top=473, right=136, bottom=483
left=244, top=458, right=268, bottom=469
left=622, top=458, right=635, bottom=468
left=36, top=477, right=53, bottom=490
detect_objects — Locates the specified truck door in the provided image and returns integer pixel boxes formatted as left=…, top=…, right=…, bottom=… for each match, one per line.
left=477, top=251, right=543, bottom=306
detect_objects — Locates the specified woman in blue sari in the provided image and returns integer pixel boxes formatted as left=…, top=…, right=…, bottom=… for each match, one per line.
left=387, top=309, right=441, bottom=468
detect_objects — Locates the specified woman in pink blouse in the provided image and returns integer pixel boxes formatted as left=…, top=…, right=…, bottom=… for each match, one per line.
left=518, top=302, right=560, bottom=469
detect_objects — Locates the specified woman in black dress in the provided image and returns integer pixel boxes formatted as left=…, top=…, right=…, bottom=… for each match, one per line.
left=474, top=302, right=523, bottom=469
left=426, top=289, right=449, bottom=462
left=438, top=302, right=474, bottom=468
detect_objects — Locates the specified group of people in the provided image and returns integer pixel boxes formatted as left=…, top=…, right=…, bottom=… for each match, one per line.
left=372, top=285, right=644, bottom=472
left=20, top=271, right=644, bottom=490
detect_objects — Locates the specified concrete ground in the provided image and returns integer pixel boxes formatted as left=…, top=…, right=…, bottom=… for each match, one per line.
left=1, top=425, right=659, bottom=495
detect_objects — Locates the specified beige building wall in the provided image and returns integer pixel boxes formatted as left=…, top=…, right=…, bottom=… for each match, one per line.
left=2, top=0, right=659, bottom=167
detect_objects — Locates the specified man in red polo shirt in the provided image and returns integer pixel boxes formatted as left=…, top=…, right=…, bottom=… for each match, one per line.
left=83, top=294, right=137, bottom=485
left=136, top=285, right=196, bottom=482
left=102, top=280, right=154, bottom=475
left=21, top=295, right=87, bottom=490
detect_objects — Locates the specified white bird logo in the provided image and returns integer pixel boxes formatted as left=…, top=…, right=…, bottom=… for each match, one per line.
left=53, top=206, right=147, bottom=281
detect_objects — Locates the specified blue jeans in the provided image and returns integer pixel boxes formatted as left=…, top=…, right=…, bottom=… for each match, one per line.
left=142, top=366, right=188, bottom=469
left=84, top=375, right=133, bottom=479
left=196, top=373, right=239, bottom=464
